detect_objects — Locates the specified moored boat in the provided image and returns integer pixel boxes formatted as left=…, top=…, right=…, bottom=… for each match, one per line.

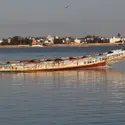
left=0, top=48, right=125, bottom=72
left=0, top=55, right=106, bottom=72
left=31, top=45, right=43, bottom=47
left=105, top=48, right=125, bottom=65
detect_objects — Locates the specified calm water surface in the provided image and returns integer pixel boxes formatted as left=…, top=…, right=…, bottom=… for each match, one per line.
left=0, top=46, right=125, bottom=125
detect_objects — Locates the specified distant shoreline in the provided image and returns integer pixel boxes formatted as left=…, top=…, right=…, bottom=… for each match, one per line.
left=0, top=43, right=124, bottom=48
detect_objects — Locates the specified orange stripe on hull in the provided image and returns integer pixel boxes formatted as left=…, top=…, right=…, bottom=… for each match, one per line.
left=37, top=61, right=106, bottom=71
left=0, top=61, right=106, bottom=72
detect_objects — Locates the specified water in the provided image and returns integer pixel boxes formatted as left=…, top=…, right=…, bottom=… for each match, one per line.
left=0, top=46, right=125, bottom=125
left=0, top=46, right=124, bottom=61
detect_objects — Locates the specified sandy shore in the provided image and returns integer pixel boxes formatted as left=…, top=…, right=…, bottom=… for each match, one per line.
left=0, top=43, right=124, bottom=48
left=50, top=43, right=124, bottom=47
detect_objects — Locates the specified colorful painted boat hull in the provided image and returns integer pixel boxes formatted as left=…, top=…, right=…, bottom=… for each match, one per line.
left=106, top=49, right=125, bottom=65
left=0, top=48, right=125, bottom=72
left=0, top=56, right=106, bottom=72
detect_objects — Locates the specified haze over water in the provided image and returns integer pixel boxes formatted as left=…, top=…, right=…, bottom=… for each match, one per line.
left=0, top=46, right=125, bottom=125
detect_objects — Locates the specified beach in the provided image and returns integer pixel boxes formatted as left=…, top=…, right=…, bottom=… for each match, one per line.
left=0, top=43, right=124, bottom=48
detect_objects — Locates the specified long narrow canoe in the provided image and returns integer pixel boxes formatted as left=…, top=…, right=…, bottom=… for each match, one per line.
left=0, top=55, right=106, bottom=72
left=0, top=48, right=125, bottom=72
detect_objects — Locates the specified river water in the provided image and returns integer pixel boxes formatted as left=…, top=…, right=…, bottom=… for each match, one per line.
left=0, top=46, right=125, bottom=125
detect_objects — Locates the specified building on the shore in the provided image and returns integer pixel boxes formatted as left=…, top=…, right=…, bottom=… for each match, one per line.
left=46, top=34, right=54, bottom=43
left=2, top=34, right=124, bottom=46
left=0, top=40, right=3, bottom=44
left=74, top=38, right=81, bottom=44
left=110, top=37, right=121, bottom=43
left=7, top=38, right=11, bottom=44
left=83, top=35, right=109, bottom=43
left=65, top=37, right=70, bottom=44
left=109, top=37, right=125, bottom=43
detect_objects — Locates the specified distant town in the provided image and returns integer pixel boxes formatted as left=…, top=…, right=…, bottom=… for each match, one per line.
left=0, top=33, right=125, bottom=47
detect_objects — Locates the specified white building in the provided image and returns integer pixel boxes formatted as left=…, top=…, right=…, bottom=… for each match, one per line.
left=47, top=35, right=54, bottom=43
left=44, top=40, right=49, bottom=44
left=66, top=38, right=69, bottom=41
left=74, top=38, right=81, bottom=44
left=0, top=40, right=3, bottom=43
left=110, top=37, right=121, bottom=43
left=8, top=39, right=11, bottom=44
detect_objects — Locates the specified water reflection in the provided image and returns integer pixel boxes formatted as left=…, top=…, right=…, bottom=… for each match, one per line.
left=0, top=69, right=125, bottom=125
left=0, top=69, right=125, bottom=88
left=0, top=69, right=125, bottom=108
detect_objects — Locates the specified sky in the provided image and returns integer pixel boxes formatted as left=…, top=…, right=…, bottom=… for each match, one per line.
left=0, top=0, right=125, bottom=37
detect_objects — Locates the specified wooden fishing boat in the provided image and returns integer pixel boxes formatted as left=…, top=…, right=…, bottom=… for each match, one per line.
left=0, top=49, right=125, bottom=72
left=105, top=48, right=125, bottom=65
left=0, top=55, right=106, bottom=72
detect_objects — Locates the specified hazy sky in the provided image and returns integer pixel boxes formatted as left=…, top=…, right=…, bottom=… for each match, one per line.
left=0, top=0, right=125, bottom=37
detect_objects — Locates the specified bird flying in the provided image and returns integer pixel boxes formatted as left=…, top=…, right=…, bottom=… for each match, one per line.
left=65, top=5, right=69, bottom=8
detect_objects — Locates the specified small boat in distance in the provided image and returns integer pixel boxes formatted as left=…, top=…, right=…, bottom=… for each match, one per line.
left=31, top=45, right=43, bottom=47
left=0, top=49, right=125, bottom=72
